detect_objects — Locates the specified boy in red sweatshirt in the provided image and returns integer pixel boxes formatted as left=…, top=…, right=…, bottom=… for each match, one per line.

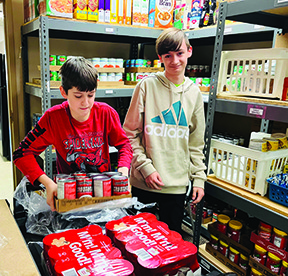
left=13, top=57, right=133, bottom=211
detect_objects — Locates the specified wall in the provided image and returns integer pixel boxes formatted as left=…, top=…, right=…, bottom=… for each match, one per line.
left=2, top=0, right=24, bottom=186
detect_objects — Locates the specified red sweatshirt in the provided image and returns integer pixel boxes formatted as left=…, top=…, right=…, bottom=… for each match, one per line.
left=13, top=101, right=133, bottom=185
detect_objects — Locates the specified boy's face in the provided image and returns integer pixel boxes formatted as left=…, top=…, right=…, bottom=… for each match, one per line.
left=60, top=86, right=96, bottom=122
left=159, top=39, right=192, bottom=80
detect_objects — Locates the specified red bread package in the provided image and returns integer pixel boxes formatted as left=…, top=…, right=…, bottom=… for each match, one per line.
left=43, top=225, right=134, bottom=276
left=105, top=213, right=199, bottom=275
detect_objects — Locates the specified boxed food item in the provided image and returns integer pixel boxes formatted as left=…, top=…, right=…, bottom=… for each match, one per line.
left=106, top=212, right=199, bottom=275
left=154, top=0, right=174, bottom=28
left=140, top=0, right=149, bottom=26
left=87, top=0, right=99, bottom=21
left=38, top=0, right=73, bottom=18
left=43, top=225, right=135, bottom=276
left=124, top=0, right=132, bottom=24
left=73, top=0, right=88, bottom=19
left=132, top=0, right=141, bottom=25
left=148, top=0, right=156, bottom=27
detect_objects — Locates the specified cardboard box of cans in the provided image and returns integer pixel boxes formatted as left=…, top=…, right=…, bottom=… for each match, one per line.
left=206, top=222, right=252, bottom=276
left=55, top=193, right=132, bottom=213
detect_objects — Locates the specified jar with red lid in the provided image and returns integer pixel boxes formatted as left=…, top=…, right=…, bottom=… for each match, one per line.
left=239, top=254, right=249, bottom=270
left=227, top=220, right=242, bottom=242
left=253, top=244, right=267, bottom=265
left=218, top=240, right=229, bottom=257
left=250, top=268, right=262, bottom=276
left=271, top=227, right=288, bottom=250
left=258, top=221, right=272, bottom=242
left=217, top=214, right=230, bottom=234
left=280, top=260, right=288, bottom=276
left=266, top=252, right=281, bottom=274
left=228, top=246, right=239, bottom=264
left=209, top=234, right=219, bottom=250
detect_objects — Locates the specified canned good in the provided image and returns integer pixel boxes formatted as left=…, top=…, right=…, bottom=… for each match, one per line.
left=218, top=240, right=229, bottom=257
left=104, top=171, right=122, bottom=177
left=57, top=179, right=76, bottom=199
left=192, top=65, right=199, bottom=73
left=135, top=59, right=143, bottom=67
left=228, top=247, right=239, bottom=264
left=56, top=55, right=67, bottom=66
left=108, top=58, right=116, bottom=68
left=209, top=234, right=218, bottom=250
left=280, top=260, right=288, bottom=276
left=271, top=227, right=288, bottom=249
left=217, top=214, right=230, bottom=234
left=50, top=71, right=58, bottom=81
left=130, top=59, right=136, bottom=67
left=266, top=252, right=281, bottom=274
left=107, top=73, right=116, bottom=81
left=253, top=244, right=267, bottom=265
left=146, top=60, right=151, bottom=67
left=153, top=59, right=161, bottom=68
left=76, top=177, right=93, bottom=198
left=100, top=58, right=108, bottom=68
left=271, top=133, right=288, bottom=149
left=74, top=172, right=87, bottom=178
left=198, top=65, right=205, bottom=73
left=227, top=220, right=242, bottom=242
left=258, top=221, right=272, bottom=242
left=239, top=254, right=249, bottom=270
left=126, top=72, right=131, bottom=81
left=115, top=58, right=124, bottom=68
left=111, top=175, right=129, bottom=195
left=249, top=139, right=268, bottom=152
left=92, top=57, right=101, bottom=68
left=250, top=268, right=262, bottom=276
left=263, top=137, right=279, bottom=151
left=93, top=176, right=111, bottom=197
left=49, top=55, right=57, bottom=65
left=99, top=73, right=108, bottom=81
left=125, top=59, right=130, bottom=68
left=115, top=73, right=123, bottom=81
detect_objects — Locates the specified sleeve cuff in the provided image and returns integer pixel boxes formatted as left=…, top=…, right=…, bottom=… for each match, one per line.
left=140, top=163, right=156, bottom=179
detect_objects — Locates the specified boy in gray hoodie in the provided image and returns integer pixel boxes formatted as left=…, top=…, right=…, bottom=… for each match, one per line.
left=123, top=27, right=206, bottom=234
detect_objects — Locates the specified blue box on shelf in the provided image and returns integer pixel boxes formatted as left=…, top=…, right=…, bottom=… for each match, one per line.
left=268, top=178, right=288, bottom=207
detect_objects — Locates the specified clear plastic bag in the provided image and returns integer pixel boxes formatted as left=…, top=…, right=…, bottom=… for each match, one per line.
left=14, top=176, right=156, bottom=236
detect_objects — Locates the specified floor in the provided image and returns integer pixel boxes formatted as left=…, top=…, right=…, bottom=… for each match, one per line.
left=0, top=154, right=14, bottom=211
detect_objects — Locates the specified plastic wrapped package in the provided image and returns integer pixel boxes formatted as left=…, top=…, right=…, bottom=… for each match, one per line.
left=13, top=176, right=155, bottom=237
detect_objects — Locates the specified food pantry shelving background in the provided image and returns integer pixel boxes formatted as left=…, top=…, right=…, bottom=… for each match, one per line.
left=21, top=1, right=288, bottom=273
left=197, top=1, right=288, bottom=274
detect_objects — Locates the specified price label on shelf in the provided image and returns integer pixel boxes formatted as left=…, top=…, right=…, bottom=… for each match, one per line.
left=247, top=104, right=267, bottom=119
left=105, top=90, right=114, bottom=94
left=105, top=27, right=115, bottom=34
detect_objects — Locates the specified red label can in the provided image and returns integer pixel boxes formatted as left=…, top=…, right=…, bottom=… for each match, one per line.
left=76, top=177, right=93, bottom=198
left=57, top=179, right=76, bottom=199
left=112, top=175, right=129, bottom=195
left=93, top=176, right=111, bottom=197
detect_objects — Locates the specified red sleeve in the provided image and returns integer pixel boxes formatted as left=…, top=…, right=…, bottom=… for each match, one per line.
left=107, top=107, right=133, bottom=169
left=13, top=111, right=54, bottom=185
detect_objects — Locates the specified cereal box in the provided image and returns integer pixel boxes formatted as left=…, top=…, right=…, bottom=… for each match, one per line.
left=148, top=0, right=156, bottom=27
left=124, top=0, right=132, bottom=24
left=140, top=0, right=149, bottom=26
left=132, top=0, right=141, bottom=25
left=173, top=3, right=185, bottom=29
left=73, top=0, right=88, bottom=19
left=87, top=0, right=98, bottom=21
left=38, top=0, right=73, bottom=18
left=118, top=0, right=124, bottom=23
left=154, top=0, right=174, bottom=28
left=98, top=0, right=105, bottom=21
left=104, top=0, right=110, bottom=22
left=110, top=0, right=118, bottom=23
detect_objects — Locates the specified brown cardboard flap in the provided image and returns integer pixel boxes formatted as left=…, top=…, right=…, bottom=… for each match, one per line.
left=249, top=256, right=278, bottom=276
left=55, top=193, right=132, bottom=213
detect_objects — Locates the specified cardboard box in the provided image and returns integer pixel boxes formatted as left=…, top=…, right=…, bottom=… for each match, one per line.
left=154, top=0, right=173, bottom=28
left=206, top=243, right=248, bottom=276
left=208, top=222, right=251, bottom=257
left=73, top=0, right=88, bottom=19
left=38, top=0, right=73, bottom=18
left=110, top=0, right=118, bottom=23
left=249, top=256, right=278, bottom=276
left=88, top=0, right=99, bottom=21
left=250, top=232, right=288, bottom=262
left=124, top=0, right=132, bottom=24
left=55, top=193, right=132, bottom=213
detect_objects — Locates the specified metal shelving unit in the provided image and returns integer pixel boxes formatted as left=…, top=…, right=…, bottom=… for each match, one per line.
left=202, top=0, right=288, bottom=273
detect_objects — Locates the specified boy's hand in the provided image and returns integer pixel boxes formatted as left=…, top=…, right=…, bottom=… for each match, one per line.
left=192, top=187, right=204, bottom=204
left=145, top=172, right=165, bottom=190
left=38, top=174, right=58, bottom=211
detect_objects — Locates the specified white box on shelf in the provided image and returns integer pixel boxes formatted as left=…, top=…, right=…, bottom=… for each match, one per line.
left=217, top=48, right=288, bottom=99
left=208, top=139, right=288, bottom=196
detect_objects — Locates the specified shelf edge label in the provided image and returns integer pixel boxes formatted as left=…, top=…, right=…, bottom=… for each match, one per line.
left=105, top=90, right=114, bottom=94
left=247, top=104, right=267, bottom=119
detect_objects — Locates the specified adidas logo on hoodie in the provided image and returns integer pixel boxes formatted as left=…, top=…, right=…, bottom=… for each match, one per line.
left=145, top=101, right=189, bottom=140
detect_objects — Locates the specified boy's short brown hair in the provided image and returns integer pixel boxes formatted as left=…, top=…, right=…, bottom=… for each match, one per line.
left=156, top=27, right=191, bottom=57
left=59, top=57, right=98, bottom=94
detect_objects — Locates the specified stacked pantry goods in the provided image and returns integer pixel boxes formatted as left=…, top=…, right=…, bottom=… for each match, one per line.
left=24, top=0, right=219, bottom=30
left=43, top=213, right=199, bottom=275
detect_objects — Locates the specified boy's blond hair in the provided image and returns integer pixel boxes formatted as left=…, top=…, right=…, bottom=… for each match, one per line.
left=156, top=27, right=191, bottom=56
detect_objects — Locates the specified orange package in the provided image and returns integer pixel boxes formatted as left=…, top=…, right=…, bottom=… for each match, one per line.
left=154, top=0, right=174, bottom=28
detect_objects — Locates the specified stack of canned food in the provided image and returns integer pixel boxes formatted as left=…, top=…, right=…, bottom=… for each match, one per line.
left=55, top=171, right=129, bottom=200
left=87, top=57, right=124, bottom=68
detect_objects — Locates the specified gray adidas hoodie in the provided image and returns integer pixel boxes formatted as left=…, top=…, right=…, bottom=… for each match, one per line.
left=123, top=71, right=207, bottom=194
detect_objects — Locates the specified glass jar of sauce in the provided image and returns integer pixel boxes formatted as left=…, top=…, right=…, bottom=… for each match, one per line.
left=227, top=220, right=243, bottom=242
left=266, top=252, right=281, bottom=274
left=253, top=244, right=267, bottom=265
left=258, top=221, right=272, bottom=242
left=271, top=227, right=288, bottom=250
left=217, top=214, right=230, bottom=234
